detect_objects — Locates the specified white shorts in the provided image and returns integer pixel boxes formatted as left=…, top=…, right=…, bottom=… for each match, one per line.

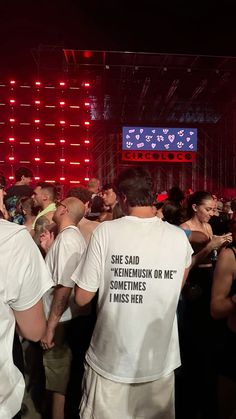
left=79, top=362, right=175, bottom=419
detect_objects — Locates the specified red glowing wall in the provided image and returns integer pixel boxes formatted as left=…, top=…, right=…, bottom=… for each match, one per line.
left=0, top=79, right=92, bottom=188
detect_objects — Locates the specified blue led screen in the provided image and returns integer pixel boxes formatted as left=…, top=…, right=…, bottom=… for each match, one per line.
left=122, top=127, right=198, bottom=151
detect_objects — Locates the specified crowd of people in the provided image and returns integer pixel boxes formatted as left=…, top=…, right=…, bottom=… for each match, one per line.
left=0, top=166, right=236, bottom=419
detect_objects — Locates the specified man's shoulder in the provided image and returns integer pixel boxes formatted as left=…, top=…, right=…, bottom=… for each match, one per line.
left=163, top=221, right=188, bottom=237
left=60, top=226, right=85, bottom=244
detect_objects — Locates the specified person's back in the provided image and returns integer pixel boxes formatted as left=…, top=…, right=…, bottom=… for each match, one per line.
left=0, top=219, right=53, bottom=418
left=78, top=216, right=192, bottom=382
left=72, top=167, right=192, bottom=419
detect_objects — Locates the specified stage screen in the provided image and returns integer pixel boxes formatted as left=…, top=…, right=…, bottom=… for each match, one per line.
left=122, top=126, right=198, bottom=152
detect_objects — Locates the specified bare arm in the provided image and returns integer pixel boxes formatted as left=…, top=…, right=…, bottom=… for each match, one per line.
left=0, top=189, right=9, bottom=220
left=40, top=285, right=72, bottom=349
left=211, top=248, right=235, bottom=319
left=13, top=299, right=47, bottom=342
left=191, top=233, right=232, bottom=268
left=75, top=285, right=96, bottom=307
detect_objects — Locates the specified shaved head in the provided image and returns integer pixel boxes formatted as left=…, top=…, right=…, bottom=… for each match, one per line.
left=63, top=197, right=85, bottom=224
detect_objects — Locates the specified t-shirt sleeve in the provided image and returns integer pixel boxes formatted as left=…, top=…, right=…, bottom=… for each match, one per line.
left=185, top=235, right=193, bottom=269
left=52, top=231, right=86, bottom=288
left=7, top=229, right=53, bottom=311
left=72, top=232, right=103, bottom=292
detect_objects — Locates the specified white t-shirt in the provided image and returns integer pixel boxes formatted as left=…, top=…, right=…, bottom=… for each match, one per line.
left=44, top=225, right=87, bottom=322
left=0, top=219, right=53, bottom=419
left=72, top=216, right=193, bottom=383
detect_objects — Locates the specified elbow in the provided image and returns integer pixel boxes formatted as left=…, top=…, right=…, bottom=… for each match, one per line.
left=75, top=294, right=86, bottom=307
left=20, top=323, right=47, bottom=342
left=210, top=303, right=225, bottom=320
left=28, top=323, right=47, bottom=342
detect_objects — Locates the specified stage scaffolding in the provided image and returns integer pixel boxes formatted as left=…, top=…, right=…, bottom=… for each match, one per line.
left=32, top=46, right=236, bottom=196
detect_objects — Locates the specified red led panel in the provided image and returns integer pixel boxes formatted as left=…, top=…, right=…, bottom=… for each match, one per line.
left=0, top=79, right=92, bottom=190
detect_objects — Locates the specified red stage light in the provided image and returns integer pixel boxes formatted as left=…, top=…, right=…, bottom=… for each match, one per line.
left=60, top=139, right=66, bottom=143
left=35, top=81, right=41, bottom=86
left=9, top=175, right=14, bottom=180
left=10, top=80, right=16, bottom=85
left=83, top=51, right=92, bottom=58
left=9, top=156, right=15, bottom=161
left=84, top=139, right=90, bottom=144
left=59, top=120, right=66, bottom=125
left=34, top=138, right=40, bottom=142
left=84, top=177, right=90, bottom=181
left=9, top=137, right=15, bottom=142
left=35, top=176, right=40, bottom=180
left=84, top=102, right=90, bottom=107
left=60, top=177, right=65, bottom=181
left=84, top=121, right=90, bottom=126
left=34, top=119, right=40, bottom=123
left=84, top=82, right=90, bottom=87
left=34, top=157, right=40, bottom=161
left=9, top=99, right=15, bottom=104
left=60, top=158, right=65, bottom=162
left=84, top=158, right=90, bottom=162
left=9, top=118, right=15, bottom=123
left=59, top=101, right=65, bottom=106
left=59, top=82, right=66, bottom=86
left=35, top=100, right=41, bottom=105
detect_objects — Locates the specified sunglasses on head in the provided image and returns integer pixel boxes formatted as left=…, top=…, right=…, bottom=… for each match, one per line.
left=56, top=201, right=67, bottom=209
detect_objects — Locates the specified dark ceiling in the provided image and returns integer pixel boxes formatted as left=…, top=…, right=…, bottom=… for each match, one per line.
left=1, top=2, right=236, bottom=127
left=63, top=49, right=236, bottom=126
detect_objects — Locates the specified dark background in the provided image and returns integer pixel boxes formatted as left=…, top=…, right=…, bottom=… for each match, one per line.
left=1, top=1, right=236, bottom=76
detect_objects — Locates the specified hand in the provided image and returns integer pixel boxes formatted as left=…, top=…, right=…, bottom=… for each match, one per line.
left=40, top=229, right=54, bottom=252
left=211, top=233, right=232, bottom=250
left=40, top=327, right=55, bottom=350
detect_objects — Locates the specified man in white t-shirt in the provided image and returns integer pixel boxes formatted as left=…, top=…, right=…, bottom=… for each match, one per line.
left=0, top=218, right=53, bottom=419
left=72, top=167, right=193, bottom=419
left=40, top=197, right=87, bottom=419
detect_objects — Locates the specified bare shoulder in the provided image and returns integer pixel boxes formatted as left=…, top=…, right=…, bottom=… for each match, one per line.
left=180, top=221, right=190, bottom=230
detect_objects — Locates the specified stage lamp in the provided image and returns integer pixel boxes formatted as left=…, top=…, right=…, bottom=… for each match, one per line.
left=59, top=101, right=65, bottom=106
left=84, top=177, right=90, bottom=181
left=60, top=177, right=65, bottom=181
left=35, top=81, right=41, bottom=86
left=59, top=120, right=66, bottom=125
left=9, top=156, right=15, bottom=161
left=84, top=158, right=90, bottom=163
left=60, top=158, right=65, bottom=162
left=35, top=176, right=40, bottom=180
left=34, top=119, right=40, bottom=124
left=34, top=157, right=40, bottom=162
left=83, top=82, right=90, bottom=87
left=84, top=121, right=90, bottom=126
left=84, top=139, right=90, bottom=144
left=59, top=82, right=66, bottom=86
left=9, top=137, right=15, bottom=142
left=83, top=51, right=92, bottom=59
left=60, top=139, right=66, bottom=143
left=10, top=80, right=16, bottom=85
left=35, top=100, right=41, bottom=105
left=34, top=138, right=40, bottom=142
left=9, top=99, right=15, bottom=104
left=9, top=118, right=15, bottom=123
left=84, top=102, right=90, bottom=107
left=9, top=175, right=14, bottom=180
